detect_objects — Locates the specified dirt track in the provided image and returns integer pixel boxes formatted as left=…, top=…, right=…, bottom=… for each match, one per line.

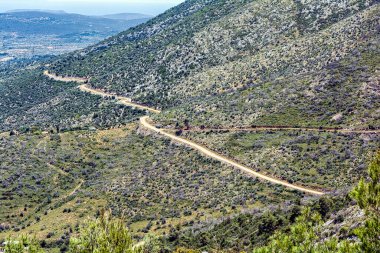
left=140, top=116, right=324, bottom=195
left=44, top=70, right=87, bottom=83
left=181, top=126, right=380, bottom=134
left=79, top=84, right=161, bottom=114
left=44, top=71, right=329, bottom=195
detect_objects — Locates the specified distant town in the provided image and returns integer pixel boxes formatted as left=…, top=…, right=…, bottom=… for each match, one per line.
left=0, top=10, right=152, bottom=61
left=0, top=31, right=109, bottom=60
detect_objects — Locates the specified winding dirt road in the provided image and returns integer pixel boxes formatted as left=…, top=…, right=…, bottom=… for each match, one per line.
left=44, top=71, right=327, bottom=195
left=43, top=70, right=87, bottom=83
left=78, top=84, right=161, bottom=114
left=140, top=116, right=324, bottom=195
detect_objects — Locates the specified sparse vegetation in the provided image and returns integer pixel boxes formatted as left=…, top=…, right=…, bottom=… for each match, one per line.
left=0, top=124, right=300, bottom=251
left=0, top=0, right=379, bottom=252
left=253, top=152, right=380, bottom=253
left=0, top=69, right=146, bottom=132
left=2, top=152, right=378, bottom=252
left=182, top=130, right=379, bottom=188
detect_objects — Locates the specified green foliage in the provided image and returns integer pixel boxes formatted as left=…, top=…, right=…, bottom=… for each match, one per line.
left=251, top=207, right=361, bottom=253
left=68, top=210, right=143, bottom=253
left=141, top=234, right=162, bottom=253
left=350, top=151, right=380, bottom=253
left=253, top=208, right=323, bottom=253
left=4, top=235, right=44, bottom=253
left=351, top=152, right=380, bottom=215
left=173, top=247, right=199, bottom=253
left=253, top=152, right=380, bottom=253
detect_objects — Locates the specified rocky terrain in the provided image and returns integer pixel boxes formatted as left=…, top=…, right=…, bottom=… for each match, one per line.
left=0, top=0, right=379, bottom=252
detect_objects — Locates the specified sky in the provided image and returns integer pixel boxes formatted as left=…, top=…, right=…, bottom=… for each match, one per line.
left=0, top=0, right=184, bottom=16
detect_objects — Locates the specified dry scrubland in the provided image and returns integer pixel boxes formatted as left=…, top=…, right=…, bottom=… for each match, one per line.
left=0, top=0, right=379, bottom=252
left=0, top=125, right=302, bottom=248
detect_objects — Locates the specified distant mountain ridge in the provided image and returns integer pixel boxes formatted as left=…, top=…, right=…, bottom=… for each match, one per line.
left=5, top=10, right=154, bottom=21
left=5, top=9, right=67, bottom=14
left=0, top=11, right=150, bottom=35
left=0, top=10, right=151, bottom=59
left=101, top=13, right=154, bottom=21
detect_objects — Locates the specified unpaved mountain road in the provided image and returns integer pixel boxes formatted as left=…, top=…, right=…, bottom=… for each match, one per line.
left=43, top=70, right=87, bottom=83
left=43, top=71, right=334, bottom=195
left=78, top=84, right=161, bottom=114
left=140, top=116, right=324, bottom=195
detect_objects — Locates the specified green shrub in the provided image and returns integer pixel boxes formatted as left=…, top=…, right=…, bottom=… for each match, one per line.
left=253, top=151, right=380, bottom=253
left=350, top=151, right=380, bottom=252
left=4, top=235, right=44, bottom=253
left=68, top=210, right=143, bottom=253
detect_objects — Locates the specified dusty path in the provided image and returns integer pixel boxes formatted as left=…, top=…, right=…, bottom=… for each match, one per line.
left=67, top=179, right=84, bottom=197
left=44, top=71, right=161, bottom=113
left=181, top=126, right=380, bottom=134
left=44, top=70, right=87, bottom=83
left=46, top=163, right=70, bottom=177
left=140, top=116, right=324, bottom=195
left=43, top=71, right=326, bottom=195
left=79, top=84, right=161, bottom=114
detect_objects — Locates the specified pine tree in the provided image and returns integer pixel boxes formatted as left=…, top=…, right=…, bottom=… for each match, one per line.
left=68, top=210, right=143, bottom=253
left=350, top=151, right=380, bottom=253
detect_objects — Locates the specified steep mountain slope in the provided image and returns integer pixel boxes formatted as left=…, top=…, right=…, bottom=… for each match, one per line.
left=0, top=68, right=145, bottom=132
left=154, top=30, right=380, bottom=129
left=50, top=0, right=378, bottom=107
left=48, top=0, right=380, bottom=131
left=0, top=0, right=379, bottom=252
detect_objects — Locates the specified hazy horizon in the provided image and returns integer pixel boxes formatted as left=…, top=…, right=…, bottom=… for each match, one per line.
left=0, top=0, right=184, bottom=16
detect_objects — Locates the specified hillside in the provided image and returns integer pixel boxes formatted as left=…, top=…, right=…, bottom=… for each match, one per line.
left=0, top=69, right=145, bottom=132
left=0, top=124, right=301, bottom=250
left=0, top=0, right=379, bottom=252
left=49, top=0, right=379, bottom=130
